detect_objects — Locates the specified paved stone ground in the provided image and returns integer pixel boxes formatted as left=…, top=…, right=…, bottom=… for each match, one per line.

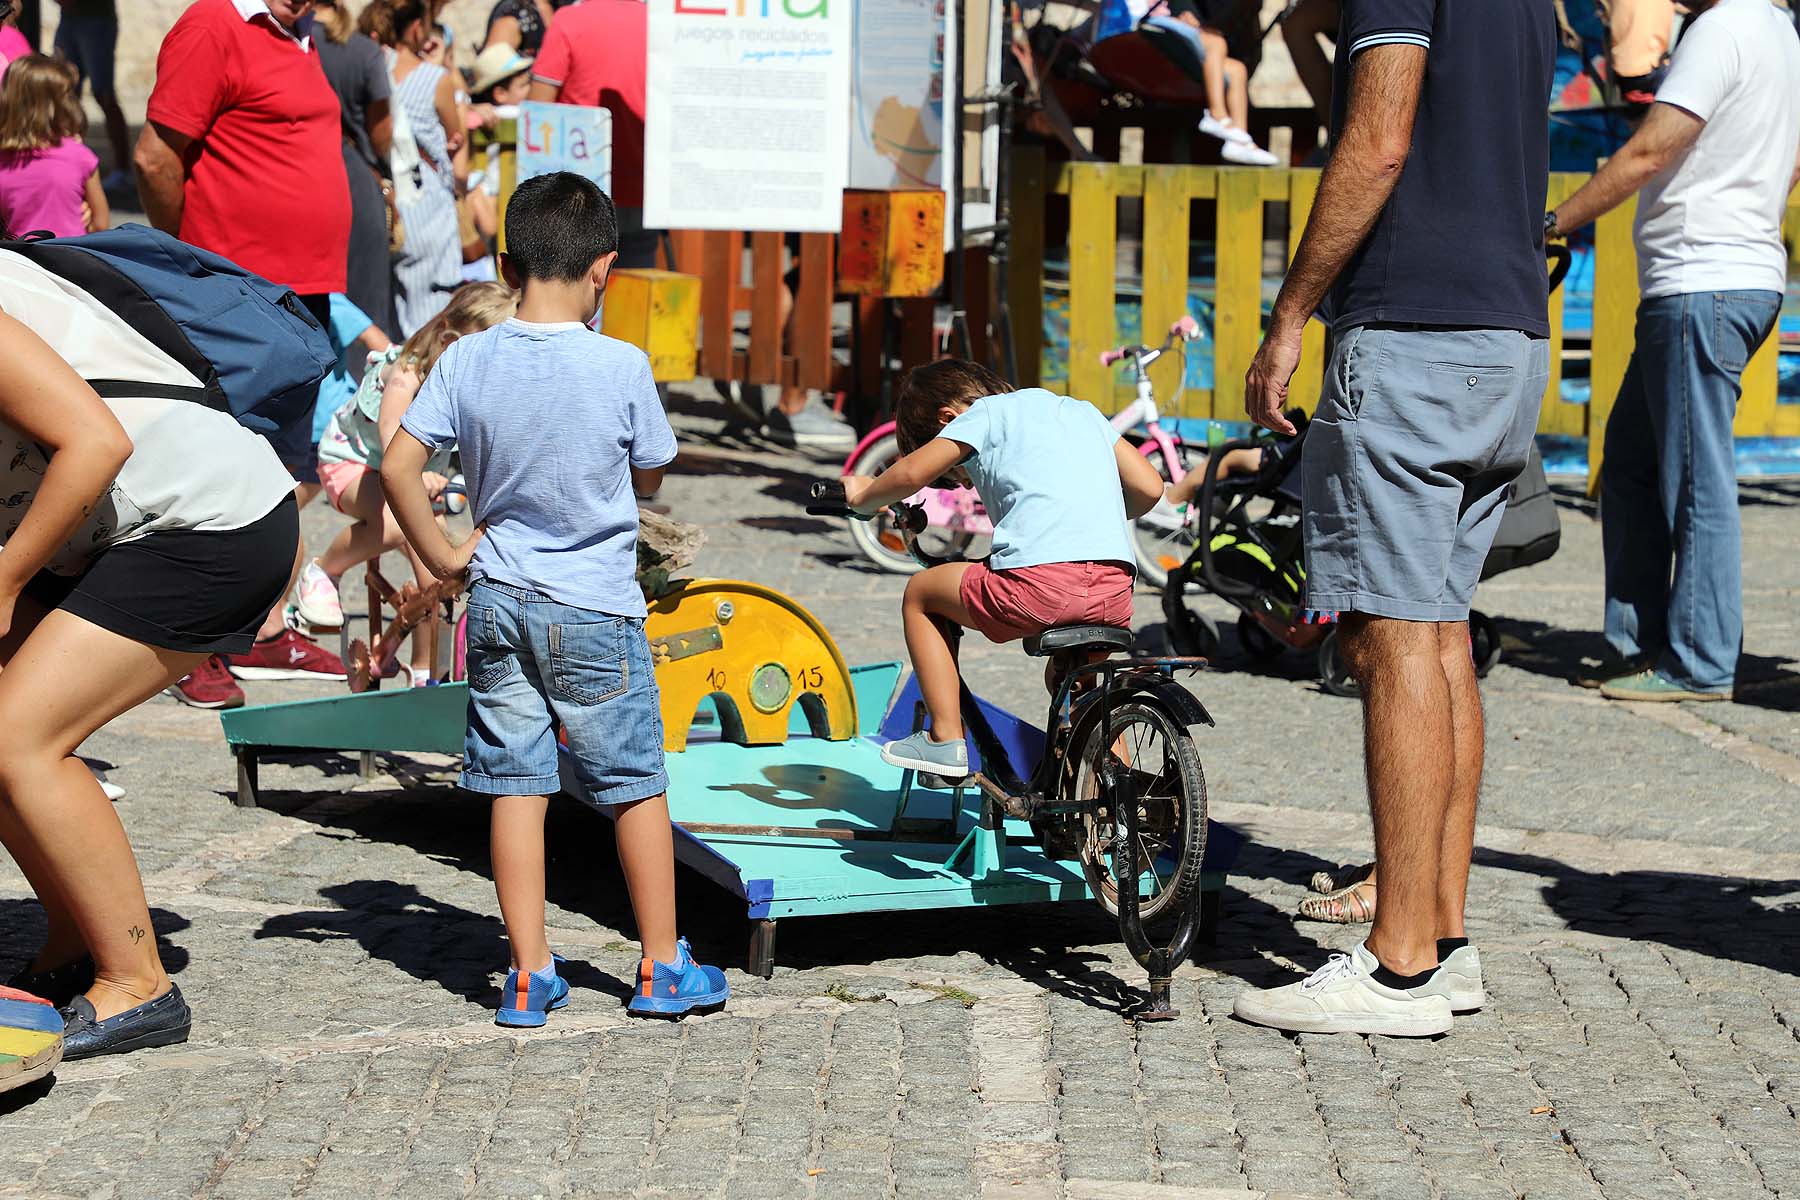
left=3, top=388, right=1798, bottom=1200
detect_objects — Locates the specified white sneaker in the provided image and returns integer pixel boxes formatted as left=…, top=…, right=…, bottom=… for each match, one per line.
left=295, top=560, right=343, bottom=629
left=1197, top=111, right=1249, bottom=143
left=1221, top=140, right=1280, bottom=167
left=1416, top=944, right=1484, bottom=1013
left=1232, top=942, right=1453, bottom=1037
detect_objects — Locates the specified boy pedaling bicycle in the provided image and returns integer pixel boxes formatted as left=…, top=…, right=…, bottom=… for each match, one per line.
left=844, top=360, right=1167, bottom=780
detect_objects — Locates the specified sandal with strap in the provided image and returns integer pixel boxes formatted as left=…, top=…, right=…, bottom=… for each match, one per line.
left=1298, top=879, right=1376, bottom=924
left=1308, top=861, right=1375, bottom=896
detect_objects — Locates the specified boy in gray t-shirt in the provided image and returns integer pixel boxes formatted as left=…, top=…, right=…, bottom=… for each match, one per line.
left=384, top=172, right=727, bottom=1028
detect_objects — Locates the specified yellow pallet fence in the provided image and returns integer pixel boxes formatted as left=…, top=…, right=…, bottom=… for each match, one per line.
left=1007, top=150, right=1800, bottom=490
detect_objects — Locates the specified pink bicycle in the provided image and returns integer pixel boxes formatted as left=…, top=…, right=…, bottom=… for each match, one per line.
left=837, top=317, right=1205, bottom=585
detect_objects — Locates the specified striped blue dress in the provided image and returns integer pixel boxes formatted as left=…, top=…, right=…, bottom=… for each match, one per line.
left=390, top=59, right=462, bottom=335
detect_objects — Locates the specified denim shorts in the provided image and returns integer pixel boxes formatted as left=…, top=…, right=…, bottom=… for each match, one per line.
left=1303, top=325, right=1550, bottom=623
left=461, top=579, right=669, bottom=805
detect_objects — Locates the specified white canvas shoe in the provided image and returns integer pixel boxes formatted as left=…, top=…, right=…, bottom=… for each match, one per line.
left=1415, top=944, right=1484, bottom=1013
left=1232, top=941, right=1453, bottom=1037
left=1198, top=111, right=1250, bottom=143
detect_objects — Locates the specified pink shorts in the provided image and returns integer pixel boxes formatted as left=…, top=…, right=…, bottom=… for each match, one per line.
left=317, top=459, right=372, bottom=514
left=958, top=560, right=1135, bottom=644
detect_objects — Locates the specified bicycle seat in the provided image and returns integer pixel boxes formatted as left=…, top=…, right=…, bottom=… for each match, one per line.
left=1023, top=624, right=1133, bottom=657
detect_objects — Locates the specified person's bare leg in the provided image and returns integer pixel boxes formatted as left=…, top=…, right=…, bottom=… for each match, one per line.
left=318, top=474, right=395, bottom=579
left=613, top=794, right=679, bottom=965
left=1199, top=28, right=1230, bottom=121
left=0, top=592, right=86, bottom=970
left=96, top=91, right=131, bottom=183
left=257, top=483, right=311, bottom=640
left=490, top=793, right=552, bottom=973
left=901, top=562, right=976, bottom=740
left=1435, top=620, right=1483, bottom=941
left=1337, top=614, right=1452, bottom=976
left=775, top=281, right=806, bottom=417
left=1224, top=57, right=1250, bottom=129
left=0, top=610, right=204, bottom=1020
left=1281, top=0, right=1337, bottom=131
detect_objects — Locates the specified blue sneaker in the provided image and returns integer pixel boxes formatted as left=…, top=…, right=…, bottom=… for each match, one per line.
left=496, top=956, right=570, bottom=1028
left=628, top=938, right=729, bottom=1018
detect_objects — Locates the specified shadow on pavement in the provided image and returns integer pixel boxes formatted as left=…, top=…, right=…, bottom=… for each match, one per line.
left=1477, top=846, right=1800, bottom=978
left=1489, top=615, right=1800, bottom=712
left=0, top=901, right=191, bottom=986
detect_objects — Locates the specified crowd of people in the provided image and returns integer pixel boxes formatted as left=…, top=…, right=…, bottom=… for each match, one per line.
left=0, top=0, right=1794, bottom=1083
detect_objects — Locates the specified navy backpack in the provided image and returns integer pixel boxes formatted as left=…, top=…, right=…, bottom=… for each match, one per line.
left=5, top=224, right=336, bottom=438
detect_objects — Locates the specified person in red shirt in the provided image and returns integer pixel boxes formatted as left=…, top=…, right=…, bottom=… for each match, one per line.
left=134, top=0, right=352, bottom=697
left=526, top=0, right=654, bottom=267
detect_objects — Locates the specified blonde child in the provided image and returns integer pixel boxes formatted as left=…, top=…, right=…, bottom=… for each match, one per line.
left=311, top=282, right=517, bottom=684
left=0, top=55, right=107, bottom=239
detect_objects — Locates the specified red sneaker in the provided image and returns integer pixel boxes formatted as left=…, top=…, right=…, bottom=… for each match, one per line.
left=166, top=655, right=246, bottom=709
left=225, top=629, right=348, bottom=681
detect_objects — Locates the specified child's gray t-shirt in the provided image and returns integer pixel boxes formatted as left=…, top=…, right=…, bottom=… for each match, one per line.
left=401, top=318, right=677, bottom=617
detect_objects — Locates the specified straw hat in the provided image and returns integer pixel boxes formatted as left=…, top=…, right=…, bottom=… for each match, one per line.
left=470, top=44, right=534, bottom=95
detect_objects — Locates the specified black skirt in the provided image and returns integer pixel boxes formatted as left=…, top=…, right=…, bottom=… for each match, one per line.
left=22, top=497, right=299, bottom=656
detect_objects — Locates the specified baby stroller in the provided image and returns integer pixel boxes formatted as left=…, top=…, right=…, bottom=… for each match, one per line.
left=1160, top=416, right=1562, bottom=698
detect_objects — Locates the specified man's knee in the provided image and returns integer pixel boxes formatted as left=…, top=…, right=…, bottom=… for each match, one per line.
left=1337, top=615, right=1438, bottom=684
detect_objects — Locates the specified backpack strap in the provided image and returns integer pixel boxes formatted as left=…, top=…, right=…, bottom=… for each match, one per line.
left=3, top=239, right=226, bottom=411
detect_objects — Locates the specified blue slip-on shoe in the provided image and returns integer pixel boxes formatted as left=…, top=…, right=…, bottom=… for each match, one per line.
left=495, top=955, right=570, bottom=1028
left=60, top=984, right=191, bottom=1061
left=628, top=938, right=729, bottom=1018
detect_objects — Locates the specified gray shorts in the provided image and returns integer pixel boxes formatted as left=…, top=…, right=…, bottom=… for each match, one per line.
left=1302, top=325, right=1549, bottom=623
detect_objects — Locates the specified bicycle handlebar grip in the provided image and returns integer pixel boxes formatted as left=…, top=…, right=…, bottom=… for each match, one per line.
left=1099, top=349, right=1126, bottom=367
left=806, top=478, right=855, bottom=518
left=1171, top=314, right=1201, bottom=340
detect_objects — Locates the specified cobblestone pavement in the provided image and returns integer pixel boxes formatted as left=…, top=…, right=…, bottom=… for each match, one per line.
left=4, top=390, right=1799, bottom=1200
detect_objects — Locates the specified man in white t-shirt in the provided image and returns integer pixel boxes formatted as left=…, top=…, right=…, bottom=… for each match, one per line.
left=1550, top=0, right=1800, bottom=703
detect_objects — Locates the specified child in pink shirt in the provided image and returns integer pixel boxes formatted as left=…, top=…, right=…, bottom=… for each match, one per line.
left=0, top=55, right=106, bottom=239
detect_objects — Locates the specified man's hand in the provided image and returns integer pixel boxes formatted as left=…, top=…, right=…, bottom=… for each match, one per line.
left=1245, top=319, right=1304, bottom=435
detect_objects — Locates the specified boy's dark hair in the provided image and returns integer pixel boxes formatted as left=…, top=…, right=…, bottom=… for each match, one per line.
left=895, top=359, right=1012, bottom=455
left=504, top=172, right=620, bottom=283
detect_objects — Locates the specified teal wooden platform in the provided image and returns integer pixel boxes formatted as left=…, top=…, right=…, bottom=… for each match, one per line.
left=219, top=661, right=1237, bottom=976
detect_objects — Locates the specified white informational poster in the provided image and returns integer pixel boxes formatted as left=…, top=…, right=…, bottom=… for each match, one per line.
left=848, top=0, right=946, bottom=190
left=644, top=0, right=854, bottom=232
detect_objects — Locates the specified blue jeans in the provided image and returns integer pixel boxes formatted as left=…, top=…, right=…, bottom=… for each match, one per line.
left=460, top=579, right=668, bottom=805
left=1601, top=290, right=1780, bottom=692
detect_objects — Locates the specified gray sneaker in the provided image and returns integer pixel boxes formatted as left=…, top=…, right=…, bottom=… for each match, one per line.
left=881, top=731, right=970, bottom=779
left=765, top=401, right=855, bottom=452
left=1416, top=945, right=1484, bottom=1013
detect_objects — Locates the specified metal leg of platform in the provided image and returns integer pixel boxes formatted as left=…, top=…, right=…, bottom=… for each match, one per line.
left=234, top=749, right=260, bottom=810
left=748, top=919, right=778, bottom=979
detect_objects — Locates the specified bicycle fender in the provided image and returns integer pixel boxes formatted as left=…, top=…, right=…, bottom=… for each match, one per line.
left=1128, top=672, right=1215, bottom=730
left=1068, top=674, right=1215, bottom=759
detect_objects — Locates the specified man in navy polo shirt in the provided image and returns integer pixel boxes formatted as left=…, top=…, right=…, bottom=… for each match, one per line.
left=1234, top=0, right=1556, bottom=1037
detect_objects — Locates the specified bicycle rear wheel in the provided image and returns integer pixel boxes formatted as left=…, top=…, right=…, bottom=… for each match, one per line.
left=1073, top=700, right=1208, bottom=923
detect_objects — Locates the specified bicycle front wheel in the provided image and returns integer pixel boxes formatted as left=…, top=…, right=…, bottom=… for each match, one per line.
left=1073, top=699, right=1208, bottom=923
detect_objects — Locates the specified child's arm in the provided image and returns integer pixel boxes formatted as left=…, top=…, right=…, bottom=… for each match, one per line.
left=357, top=323, right=393, bottom=355
left=1116, top=440, right=1167, bottom=520
left=381, top=430, right=480, bottom=580
left=376, top=367, right=422, bottom=469
left=843, top=438, right=967, bottom=513
left=82, top=170, right=109, bottom=233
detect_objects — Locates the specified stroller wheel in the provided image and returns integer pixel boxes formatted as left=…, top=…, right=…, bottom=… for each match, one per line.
left=1318, top=630, right=1361, bottom=698
left=1237, top=613, right=1285, bottom=662
left=1470, top=610, right=1503, bottom=678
